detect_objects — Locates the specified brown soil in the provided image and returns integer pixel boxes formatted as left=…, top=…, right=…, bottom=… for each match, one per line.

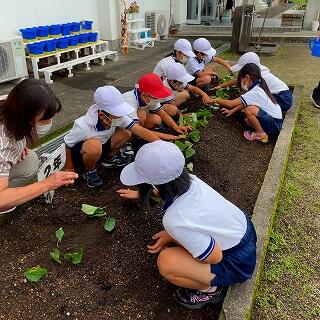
left=0, top=95, right=275, bottom=320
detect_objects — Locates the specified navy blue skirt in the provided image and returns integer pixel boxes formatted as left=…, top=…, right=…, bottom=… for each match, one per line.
left=273, top=90, right=293, bottom=112
left=211, top=216, right=257, bottom=287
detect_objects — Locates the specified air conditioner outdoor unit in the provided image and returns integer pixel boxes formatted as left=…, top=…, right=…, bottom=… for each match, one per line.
left=145, top=10, right=170, bottom=39
left=0, top=36, right=28, bottom=84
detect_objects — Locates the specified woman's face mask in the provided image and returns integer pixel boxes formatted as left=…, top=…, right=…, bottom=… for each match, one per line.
left=36, top=119, right=52, bottom=136
left=180, top=54, right=189, bottom=65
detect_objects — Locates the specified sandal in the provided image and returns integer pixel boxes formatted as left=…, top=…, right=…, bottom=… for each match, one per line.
left=243, top=131, right=268, bottom=143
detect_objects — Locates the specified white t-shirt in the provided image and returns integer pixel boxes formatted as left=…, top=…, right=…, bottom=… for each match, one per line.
left=240, top=85, right=282, bottom=119
left=186, top=57, right=206, bottom=76
left=64, top=115, right=136, bottom=148
left=153, top=56, right=180, bottom=78
left=260, top=66, right=289, bottom=94
left=163, top=175, right=247, bottom=260
left=122, top=89, right=163, bottom=120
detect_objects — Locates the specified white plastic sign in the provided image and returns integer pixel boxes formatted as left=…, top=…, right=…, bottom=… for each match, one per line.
left=37, top=143, right=66, bottom=204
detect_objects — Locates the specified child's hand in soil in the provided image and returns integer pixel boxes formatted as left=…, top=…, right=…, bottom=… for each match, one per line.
left=175, top=125, right=190, bottom=134
left=43, top=171, right=78, bottom=190
left=202, top=95, right=215, bottom=105
left=116, top=189, right=139, bottom=200
left=147, top=230, right=174, bottom=254
left=221, top=108, right=234, bottom=117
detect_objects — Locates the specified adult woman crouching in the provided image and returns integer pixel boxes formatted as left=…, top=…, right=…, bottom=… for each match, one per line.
left=0, top=79, right=78, bottom=216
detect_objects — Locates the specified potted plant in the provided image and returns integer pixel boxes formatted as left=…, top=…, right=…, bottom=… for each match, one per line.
left=128, top=1, right=140, bottom=20
left=169, top=25, right=178, bottom=35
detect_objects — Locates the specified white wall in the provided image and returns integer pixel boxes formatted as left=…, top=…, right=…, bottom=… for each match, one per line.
left=124, top=0, right=171, bottom=16
left=172, top=0, right=187, bottom=25
left=0, top=0, right=99, bottom=39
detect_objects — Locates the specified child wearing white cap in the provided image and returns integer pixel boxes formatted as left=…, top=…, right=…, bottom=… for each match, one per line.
left=123, top=73, right=190, bottom=134
left=63, top=86, right=178, bottom=188
left=215, top=52, right=293, bottom=112
left=186, top=38, right=232, bottom=89
left=117, top=140, right=256, bottom=310
left=162, top=62, right=214, bottom=108
left=213, top=63, right=283, bottom=143
left=153, top=39, right=196, bottom=79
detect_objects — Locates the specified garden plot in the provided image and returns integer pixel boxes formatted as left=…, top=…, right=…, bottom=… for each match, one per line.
left=0, top=86, right=276, bottom=320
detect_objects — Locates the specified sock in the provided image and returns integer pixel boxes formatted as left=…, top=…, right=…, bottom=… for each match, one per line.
left=199, top=286, right=217, bottom=293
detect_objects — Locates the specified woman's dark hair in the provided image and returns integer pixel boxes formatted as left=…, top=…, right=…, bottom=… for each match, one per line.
left=237, top=63, right=277, bottom=104
left=138, top=169, right=191, bottom=212
left=0, top=79, right=61, bottom=144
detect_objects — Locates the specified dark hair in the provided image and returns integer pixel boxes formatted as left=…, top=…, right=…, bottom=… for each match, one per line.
left=194, top=50, right=204, bottom=56
left=0, top=79, right=61, bottom=144
left=237, top=63, right=277, bottom=104
left=138, top=169, right=191, bottom=212
left=165, top=49, right=178, bottom=58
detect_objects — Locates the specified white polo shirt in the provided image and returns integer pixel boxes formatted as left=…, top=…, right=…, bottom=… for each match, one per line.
left=153, top=56, right=181, bottom=79
left=185, top=57, right=206, bottom=76
left=163, top=175, right=247, bottom=260
left=122, top=89, right=163, bottom=120
left=239, top=85, right=282, bottom=119
left=260, top=66, right=289, bottom=94
left=64, top=115, right=136, bottom=148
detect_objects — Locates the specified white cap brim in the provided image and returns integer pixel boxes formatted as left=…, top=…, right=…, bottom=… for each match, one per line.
left=109, top=101, right=135, bottom=117
left=203, top=48, right=216, bottom=57
left=180, top=49, right=196, bottom=58
left=120, top=162, right=147, bottom=186
left=176, top=73, right=194, bottom=84
left=230, top=63, right=242, bottom=73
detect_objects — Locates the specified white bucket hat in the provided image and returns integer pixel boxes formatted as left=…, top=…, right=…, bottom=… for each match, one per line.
left=165, top=63, right=194, bottom=84
left=120, top=140, right=185, bottom=186
left=193, top=38, right=216, bottom=57
left=231, top=52, right=264, bottom=73
left=174, top=39, right=196, bottom=58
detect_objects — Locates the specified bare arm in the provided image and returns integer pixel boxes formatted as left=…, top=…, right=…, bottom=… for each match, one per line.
left=202, top=241, right=223, bottom=264
left=212, top=57, right=232, bottom=72
left=0, top=172, right=78, bottom=211
left=157, top=109, right=187, bottom=134
left=214, top=97, right=242, bottom=109
left=188, top=85, right=214, bottom=104
left=130, top=124, right=160, bottom=142
left=214, top=78, right=238, bottom=90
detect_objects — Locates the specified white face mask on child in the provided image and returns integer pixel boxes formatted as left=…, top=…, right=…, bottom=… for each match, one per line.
left=180, top=54, right=189, bottom=65
left=36, top=120, right=52, bottom=136
left=241, top=81, right=248, bottom=92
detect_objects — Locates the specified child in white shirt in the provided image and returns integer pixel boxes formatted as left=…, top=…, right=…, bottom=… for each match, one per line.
left=212, top=63, right=283, bottom=143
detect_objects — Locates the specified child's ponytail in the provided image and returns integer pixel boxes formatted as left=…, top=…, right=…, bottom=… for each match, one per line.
left=238, top=63, right=277, bottom=105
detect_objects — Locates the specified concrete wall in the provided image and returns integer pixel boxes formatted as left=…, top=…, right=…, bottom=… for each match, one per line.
left=303, top=0, right=320, bottom=30
left=0, top=0, right=99, bottom=39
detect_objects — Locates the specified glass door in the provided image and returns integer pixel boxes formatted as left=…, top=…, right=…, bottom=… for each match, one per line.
left=187, top=0, right=202, bottom=25
left=201, top=0, right=216, bottom=21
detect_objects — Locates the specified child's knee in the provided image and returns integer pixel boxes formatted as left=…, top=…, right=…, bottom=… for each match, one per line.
left=82, top=139, right=102, bottom=157
left=148, top=114, right=162, bottom=126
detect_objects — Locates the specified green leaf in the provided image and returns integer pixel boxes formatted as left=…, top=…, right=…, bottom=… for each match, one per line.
left=50, top=248, right=62, bottom=264
left=197, top=109, right=213, bottom=119
left=174, top=141, right=187, bottom=151
left=187, top=162, right=194, bottom=172
left=104, top=216, right=117, bottom=232
left=81, top=204, right=106, bottom=218
left=178, top=116, right=185, bottom=126
left=191, top=113, right=198, bottom=123
left=188, top=130, right=201, bottom=143
left=64, top=248, right=84, bottom=265
left=184, top=141, right=193, bottom=148
left=185, top=147, right=196, bottom=159
left=55, top=227, right=64, bottom=243
left=24, top=266, right=48, bottom=282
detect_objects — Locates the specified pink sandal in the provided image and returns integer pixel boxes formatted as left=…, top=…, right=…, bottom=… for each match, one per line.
left=243, top=131, right=268, bottom=143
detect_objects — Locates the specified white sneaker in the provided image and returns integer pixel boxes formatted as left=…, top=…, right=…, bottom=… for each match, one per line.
left=0, top=207, right=17, bottom=215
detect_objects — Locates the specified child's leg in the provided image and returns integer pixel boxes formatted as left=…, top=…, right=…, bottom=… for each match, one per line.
left=137, top=108, right=146, bottom=126
left=174, top=91, right=190, bottom=107
left=196, top=75, right=212, bottom=88
left=81, top=138, right=102, bottom=170
left=243, top=105, right=265, bottom=133
left=144, top=113, right=162, bottom=129
left=163, top=103, right=178, bottom=116
left=157, top=246, right=214, bottom=290
left=104, top=127, right=132, bottom=158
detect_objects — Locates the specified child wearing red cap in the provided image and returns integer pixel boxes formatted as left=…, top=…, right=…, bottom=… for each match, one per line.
left=123, top=73, right=190, bottom=134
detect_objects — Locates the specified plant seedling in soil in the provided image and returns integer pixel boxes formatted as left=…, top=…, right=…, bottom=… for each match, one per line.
left=175, top=141, right=196, bottom=159
left=50, top=248, right=62, bottom=264
left=219, top=75, right=234, bottom=83
left=104, top=216, right=117, bottom=232
left=187, top=162, right=194, bottom=172
left=55, top=227, right=64, bottom=244
left=81, top=204, right=106, bottom=218
left=64, top=248, right=84, bottom=265
left=24, top=266, right=48, bottom=282
left=211, top=89, right=229, bottom=100
left=187, top=130, right=201, bottom=143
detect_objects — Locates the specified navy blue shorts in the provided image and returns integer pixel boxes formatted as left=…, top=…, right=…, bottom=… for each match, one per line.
left=211, top=216, right=257, bottom=287
left=273, top=90, right=293, bottom=112
left=257, top=109, right=283, bottom=135
left=70, top=138, right=112, bottom=173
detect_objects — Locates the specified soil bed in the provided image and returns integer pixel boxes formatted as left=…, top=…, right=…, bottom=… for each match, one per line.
left=0, top=96, right=275, bottom=320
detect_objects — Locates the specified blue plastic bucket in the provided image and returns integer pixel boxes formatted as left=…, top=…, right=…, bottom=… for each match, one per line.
left=43, top=40, right=56, bottom=52
left=68, top=35, right=79, bottom=46
left=82, top=20, right=93, bottom=30
left=71, top=22, right=81, bottom=32
left=88, top=32, right=98, bottom=42
left=56, top=38, right=69, bottom=49
left=27, top=42, right=45, bottom=55
left=78, top=34, right=89, bottom=44
left=309, top=38, right=320, bottom=57
left=49, top=24, right=61, bottom=36
left=37, top=26, right=49, bottom=38
left=20, top=27, right=38, bottom=40
left=60, top=23, right=72, bottom=36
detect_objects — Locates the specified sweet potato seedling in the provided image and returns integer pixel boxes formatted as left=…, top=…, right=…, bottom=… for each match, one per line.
left=24, top=266, right=48, bottom=282
left=50, top=248, right=62, bottom=264
left=81, top=204, right=107, bottom=218
left=104, top=217, right=117, bottom=232
left=64, top=248, right=84, bottom=265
